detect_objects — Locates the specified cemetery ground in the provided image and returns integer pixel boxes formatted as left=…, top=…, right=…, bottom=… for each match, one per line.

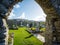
left=9, top=27, right=43, bottom=45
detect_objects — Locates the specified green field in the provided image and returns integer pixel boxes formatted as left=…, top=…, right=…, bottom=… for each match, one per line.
left=9, top=27, right=43, bottom=45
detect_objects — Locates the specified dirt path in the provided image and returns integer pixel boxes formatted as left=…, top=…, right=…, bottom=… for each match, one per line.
left=33, top=34, right=45, bottom=42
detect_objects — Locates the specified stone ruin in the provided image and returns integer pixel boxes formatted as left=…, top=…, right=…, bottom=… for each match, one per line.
left=36, top=0, right=60, bottom=45
left=0, top=0, right=22, bottom=45
left=0, top=0, right=60, bottom=45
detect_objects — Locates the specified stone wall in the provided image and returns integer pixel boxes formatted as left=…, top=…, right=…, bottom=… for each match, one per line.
left=0, top=0, right=22, bottom=45
left=35, top=0, right=60, bottom=45
left=0, top=0, right=60, bottom=45
left=45, top=15, right=60, bottom=45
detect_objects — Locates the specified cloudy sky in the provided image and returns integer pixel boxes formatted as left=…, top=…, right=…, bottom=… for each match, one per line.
left=8, top=0, right=46, bottom=21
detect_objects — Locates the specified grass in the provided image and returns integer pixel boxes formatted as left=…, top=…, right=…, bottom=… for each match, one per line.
left=9, top=27, right=43, bottom=45
left=40, top=28, right=45, bottom=31
left=28, top=27, right=45, bottom=31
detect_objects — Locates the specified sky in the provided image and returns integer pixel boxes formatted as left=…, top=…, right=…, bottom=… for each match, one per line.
left=8, top=0, right=46, bottom=22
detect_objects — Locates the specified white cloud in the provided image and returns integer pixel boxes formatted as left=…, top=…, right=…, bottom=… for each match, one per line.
left=17, top=12, right=27, bottom=19
left=14, top=4, right=20, bottom=8
left=17, top=12, right=46, bottom=21
left=32, top=15, right=46, bottom=21
left=8, top=10, right=15, bottom=19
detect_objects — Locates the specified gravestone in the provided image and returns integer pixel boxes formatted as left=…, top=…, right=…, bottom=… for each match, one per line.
left=36, top=22, right=40, bottom=31
left=21, top=21, right=23, bottom=26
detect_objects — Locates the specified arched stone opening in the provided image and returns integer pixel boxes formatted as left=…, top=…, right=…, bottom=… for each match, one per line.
left=0, top=0, right=22, bottom=45
left=0, top=0, right=60, bottom=45
left=36, top=0, right=60, bottom=45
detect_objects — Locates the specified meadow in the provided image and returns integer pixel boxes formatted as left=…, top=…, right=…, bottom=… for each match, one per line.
left=9, top=27, right=43, bottom=45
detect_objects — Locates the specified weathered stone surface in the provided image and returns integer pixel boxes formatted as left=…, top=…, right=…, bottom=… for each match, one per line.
left=0, top=0, right=22, bottom=45
left=0, top=39, right=5, bottom=43
left=0, top=0, right=60, bottom=45
left=35, top=0, right=60, bottom=45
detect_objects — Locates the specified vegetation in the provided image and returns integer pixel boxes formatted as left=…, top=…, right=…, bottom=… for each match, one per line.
left=28, top=27, right=45, bottom=32
left=9, top=27, right=43, bottom=45
left=40, top=28, right=45, bottom=31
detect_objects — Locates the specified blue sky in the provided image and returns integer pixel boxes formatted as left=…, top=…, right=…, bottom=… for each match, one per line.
left=8, top=0, right=46, bottom=21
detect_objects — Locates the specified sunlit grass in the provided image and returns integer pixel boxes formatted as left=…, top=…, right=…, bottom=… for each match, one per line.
left=40, top=28, right=45, bottom=31
left=9, top=27, right=43, bottom=45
